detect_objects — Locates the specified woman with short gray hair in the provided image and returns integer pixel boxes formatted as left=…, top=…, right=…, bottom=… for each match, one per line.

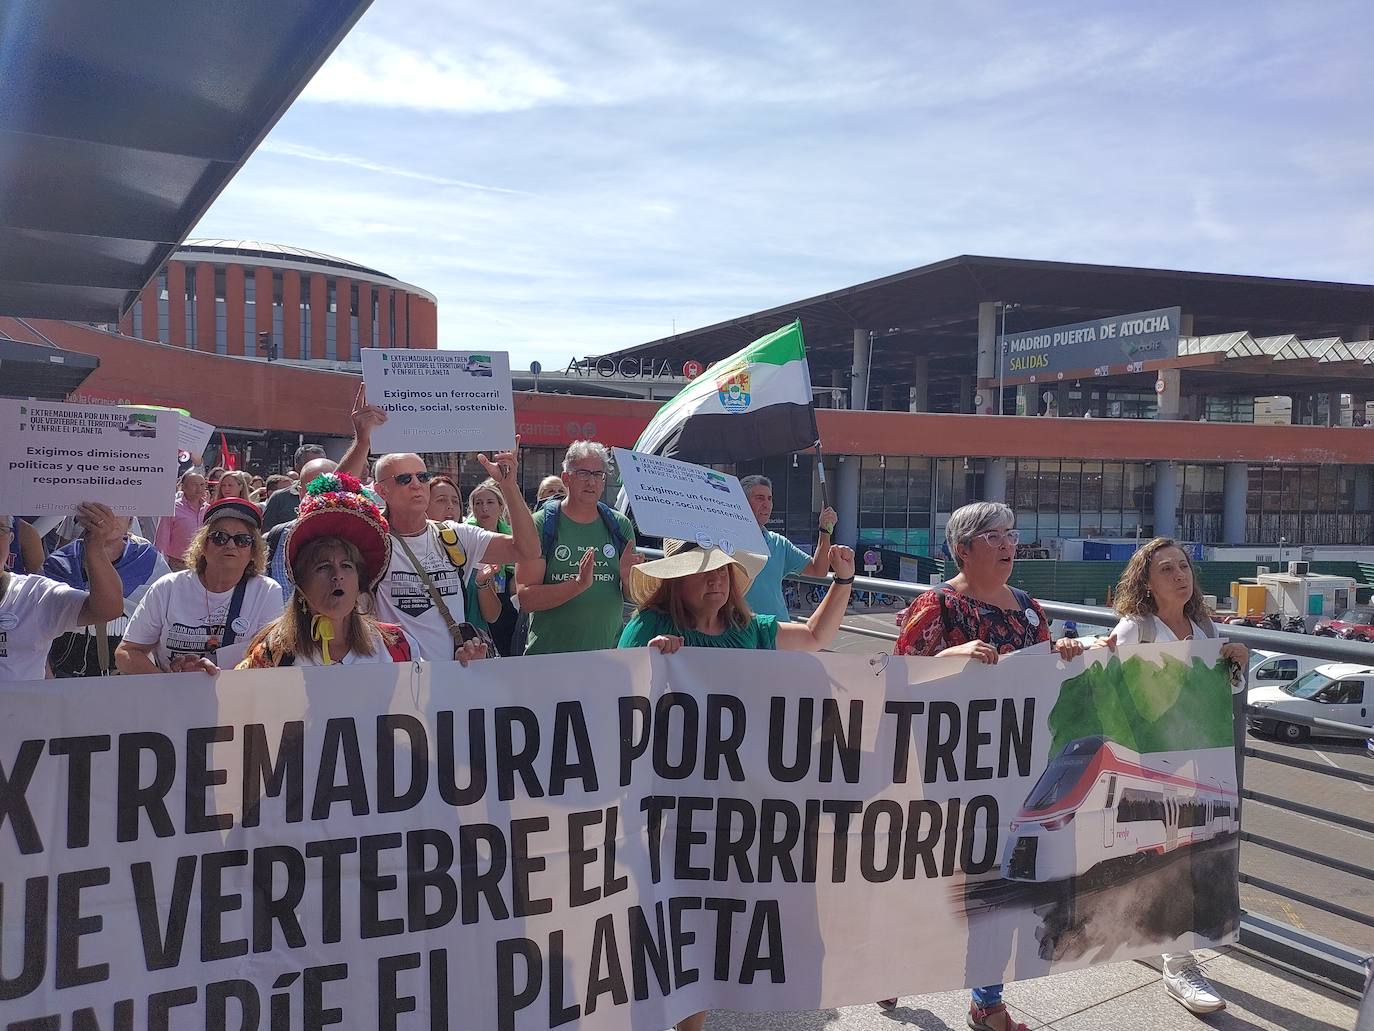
left=881, top=500, right=1084, bottom=1029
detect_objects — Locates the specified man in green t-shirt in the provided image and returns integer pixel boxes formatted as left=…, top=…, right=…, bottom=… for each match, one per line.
left=515, top=441, right=640, bottom=654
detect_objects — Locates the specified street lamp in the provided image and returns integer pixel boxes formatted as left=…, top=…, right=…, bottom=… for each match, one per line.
left=997, top=303, right=1020, bottom=415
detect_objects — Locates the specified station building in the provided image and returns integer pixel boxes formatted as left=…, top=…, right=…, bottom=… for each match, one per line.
left=6, top=254, right=1374, bottom=565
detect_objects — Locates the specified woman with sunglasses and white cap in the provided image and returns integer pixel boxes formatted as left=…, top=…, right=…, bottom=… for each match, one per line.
left=117, top=498, right=284, bottom=674
left=237, top=473, right=433, bottom=667
left=881, top=501, right=1084, bottom=1031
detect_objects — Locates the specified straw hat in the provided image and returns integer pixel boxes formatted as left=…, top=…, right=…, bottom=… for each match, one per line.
left=629, top=539, right=767, bottom=604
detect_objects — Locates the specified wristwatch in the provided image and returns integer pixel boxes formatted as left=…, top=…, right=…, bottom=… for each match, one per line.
left=820, top=522, right=835, bottom=535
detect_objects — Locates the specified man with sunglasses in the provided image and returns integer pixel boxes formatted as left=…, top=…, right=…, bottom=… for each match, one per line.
left=372, top=447, right=538, bottom=662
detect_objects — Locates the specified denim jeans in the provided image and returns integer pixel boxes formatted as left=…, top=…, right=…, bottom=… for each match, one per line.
left=972, top=984, right=1003, bottom=1008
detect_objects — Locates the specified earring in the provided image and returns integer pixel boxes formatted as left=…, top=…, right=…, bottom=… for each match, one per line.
left=296, top=591, right=310, bottom=617
left=355, top=592, right=372, bottom=616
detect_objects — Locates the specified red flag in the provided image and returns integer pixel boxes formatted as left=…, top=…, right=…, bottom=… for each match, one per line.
left=219, top=432, right=237, bottom=470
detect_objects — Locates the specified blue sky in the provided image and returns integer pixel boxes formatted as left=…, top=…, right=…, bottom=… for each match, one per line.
left=193, top=0, right=1374, bottom=366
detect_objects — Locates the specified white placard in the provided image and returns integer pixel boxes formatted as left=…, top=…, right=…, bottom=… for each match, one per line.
left=175, top=413, right=215, bottom=457
left=0, top=399, right=179, bottom=516
left=361, top=348, right=516, bottom=452
left=125, top=405, right=214, bottom=459
left=613, top=448, right=768, bottom=556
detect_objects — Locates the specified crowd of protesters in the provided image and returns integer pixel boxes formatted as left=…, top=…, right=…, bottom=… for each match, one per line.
left=0, top=397, right=1248, bottom=1029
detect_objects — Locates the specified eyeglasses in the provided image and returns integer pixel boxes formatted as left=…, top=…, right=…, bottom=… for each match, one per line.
left=974, top=529, right=1021, bottom=547
left=391, top=471, right=435, bottom=486
left=208, top=530, right=255, bottom=548
left=570, top=468, right=608, bottom=482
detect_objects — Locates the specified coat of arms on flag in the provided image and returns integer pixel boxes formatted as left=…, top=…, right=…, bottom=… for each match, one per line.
left=717, top=368, right=751, bottom=412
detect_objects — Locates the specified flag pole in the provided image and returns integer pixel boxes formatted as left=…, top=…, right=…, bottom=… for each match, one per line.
left=815, top=444, right=829, bottom=509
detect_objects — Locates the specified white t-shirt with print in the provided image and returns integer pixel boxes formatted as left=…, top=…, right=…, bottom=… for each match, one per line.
left=124, top=570, right=285, bottom=670
left=0, top=573, right=88, bottom=681
left=376, top=521, right=493, bottom=661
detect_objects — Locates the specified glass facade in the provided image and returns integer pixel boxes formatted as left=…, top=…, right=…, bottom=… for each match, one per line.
left=1245, top=463, right=1366, bottom=546
left=183, top=265, right=197, bottom=349
left=1009, top=460, right=1154, bottom=542
left=214, top=268, right=227, bottom=355
left=326, top=282, right=338, bottom=361
left=244, top=276, right=257, bottom=353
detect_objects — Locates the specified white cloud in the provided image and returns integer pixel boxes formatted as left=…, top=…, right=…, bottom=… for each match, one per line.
left=303, top=33, right=570, bottom=113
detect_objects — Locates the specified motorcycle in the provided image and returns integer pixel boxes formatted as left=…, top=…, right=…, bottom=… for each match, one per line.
left=1283, top=616, right=1306, bottom=634
left=1314, top=622, right=1337, bottom=638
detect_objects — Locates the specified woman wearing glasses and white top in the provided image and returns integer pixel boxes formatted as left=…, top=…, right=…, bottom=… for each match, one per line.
left=117, top=499, right=284, bottom=674
left=1107, top=538, right=1247, bottom=1017
left=882, top=502, right=1085, bottom=1031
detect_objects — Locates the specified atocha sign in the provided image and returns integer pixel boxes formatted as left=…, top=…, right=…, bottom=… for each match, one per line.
left=565, top=356, right=704, bottom=379
left=1000, top=306, right=1182, bottom=381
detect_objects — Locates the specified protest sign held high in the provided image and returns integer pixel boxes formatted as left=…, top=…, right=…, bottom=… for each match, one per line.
left=0, top=399, right=180, bottom=516
left=613, top=448, right=767, bottom=556
left=0, top=642, right=1238, bottom=1029
left=360, top=348, right=516, bottom=453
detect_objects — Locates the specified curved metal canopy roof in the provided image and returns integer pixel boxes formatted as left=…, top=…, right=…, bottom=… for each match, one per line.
left=0, top=0, right=372, bottom=322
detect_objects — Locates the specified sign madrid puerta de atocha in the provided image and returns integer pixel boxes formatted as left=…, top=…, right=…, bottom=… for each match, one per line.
left=1000, top=306, right=1182, bottom=381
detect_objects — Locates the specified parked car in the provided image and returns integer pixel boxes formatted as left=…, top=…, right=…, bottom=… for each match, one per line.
left=1248, top=650, right=1323, bottom=688
left=1247, top=663, right=1374, bottom=743
left=1316, top=606, right=1374, bottom=643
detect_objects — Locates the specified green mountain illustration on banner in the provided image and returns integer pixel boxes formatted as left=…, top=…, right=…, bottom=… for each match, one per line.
left=1046, top=654, right=1232, bottom=757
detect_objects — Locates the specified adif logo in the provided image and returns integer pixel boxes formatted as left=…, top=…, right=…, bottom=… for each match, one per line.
left=555, top=544, right=573, bottom=562
left=717, top=369, right=751, bottom=413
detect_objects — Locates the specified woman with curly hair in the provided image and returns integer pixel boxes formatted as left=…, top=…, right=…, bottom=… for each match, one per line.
left=1108, top=537, right=1247, bottom=1016
left=117, top=498, right=283, bottom=674
left=238, top=473, right=422, bottom=667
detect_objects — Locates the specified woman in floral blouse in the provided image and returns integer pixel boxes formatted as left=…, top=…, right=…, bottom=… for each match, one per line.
left=883, top=501, right=1085, bottom=1031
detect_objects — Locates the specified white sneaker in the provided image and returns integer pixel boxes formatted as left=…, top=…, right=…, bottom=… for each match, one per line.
left=1162, top=962, right=1226, bottom=1014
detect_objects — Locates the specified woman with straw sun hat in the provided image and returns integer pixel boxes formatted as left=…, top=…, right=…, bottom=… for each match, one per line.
left=619, top=538, right=855, bottom=654
left=618, top=536, right=853, bottom=1031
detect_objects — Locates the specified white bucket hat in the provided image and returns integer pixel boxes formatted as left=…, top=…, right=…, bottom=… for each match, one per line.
left=630, top=539, right=767, bottom=604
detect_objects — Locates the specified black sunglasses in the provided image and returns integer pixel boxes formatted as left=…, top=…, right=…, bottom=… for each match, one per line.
left=392, top=471, right=435, bottom=486
left=208, top=529, right=255, bottom=548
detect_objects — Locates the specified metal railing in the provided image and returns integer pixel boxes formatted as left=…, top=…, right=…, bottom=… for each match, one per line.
left=782, top=567, right=1374, bottom=993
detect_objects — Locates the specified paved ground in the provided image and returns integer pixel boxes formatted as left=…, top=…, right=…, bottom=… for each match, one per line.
left=693, top=950, right=1361, bottom=1030
left=826, top=606, right=1374, bottom=957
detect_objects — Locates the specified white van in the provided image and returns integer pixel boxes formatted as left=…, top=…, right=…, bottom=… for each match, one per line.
left=1247, top=662, right=1374, bottom=743
left=1247, top=650, right=1323, bottom=688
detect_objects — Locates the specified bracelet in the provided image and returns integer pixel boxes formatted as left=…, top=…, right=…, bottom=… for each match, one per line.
left=819, top=523, right=834, bottom=535
left=833, top=575, right=855, bottom=585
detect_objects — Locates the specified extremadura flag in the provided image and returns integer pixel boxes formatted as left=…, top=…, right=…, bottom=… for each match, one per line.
left=631, top=320, right=820, bottom=463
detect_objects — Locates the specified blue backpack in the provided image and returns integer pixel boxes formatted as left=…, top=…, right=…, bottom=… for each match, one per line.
left=536, top=498, right=629, bottom=569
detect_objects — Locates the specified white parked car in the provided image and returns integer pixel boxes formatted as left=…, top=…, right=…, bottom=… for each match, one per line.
left=1247, top=663, right=1374, bottom=743
left=1248, top=650, right=1323, bottom=687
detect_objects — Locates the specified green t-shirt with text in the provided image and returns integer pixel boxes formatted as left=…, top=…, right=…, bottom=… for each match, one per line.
left=523, top=506, right=634, bottom=655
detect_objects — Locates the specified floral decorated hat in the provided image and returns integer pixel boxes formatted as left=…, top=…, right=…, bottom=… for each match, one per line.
left=284, top=472, right=391, bottom=592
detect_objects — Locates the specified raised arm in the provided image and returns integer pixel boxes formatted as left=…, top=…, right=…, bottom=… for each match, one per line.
left=800, top=506, right=838, bottom=577
left=777, top=545, right=854, bottom=651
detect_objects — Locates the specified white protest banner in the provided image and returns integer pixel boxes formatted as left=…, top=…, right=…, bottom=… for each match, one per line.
left=0, top=642, right=1238, bottom=1029
left=0, top=399, right=179, bottom=516
left=613, top=447, right=768, bottom=556
left=361, top=347, right=516, bottom=452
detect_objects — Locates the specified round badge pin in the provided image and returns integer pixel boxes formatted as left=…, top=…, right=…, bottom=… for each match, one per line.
left=231, top=617, right=250, bottom=635
left=718, top=538, right=735, bottom=556
left=695, top=532, right=714, bottom=550
left=602, top=543, right=617, bottom=559
left=1025, top=608, right=1041, bottom=627
left=0, top=613, right=18, bottom=632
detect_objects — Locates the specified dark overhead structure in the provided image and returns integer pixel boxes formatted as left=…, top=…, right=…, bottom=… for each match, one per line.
left=608, top=255, right=1374, bottom=410
left=0, top=0, right=373, bottom=322
left=0, top=332, right=99, bottom=399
